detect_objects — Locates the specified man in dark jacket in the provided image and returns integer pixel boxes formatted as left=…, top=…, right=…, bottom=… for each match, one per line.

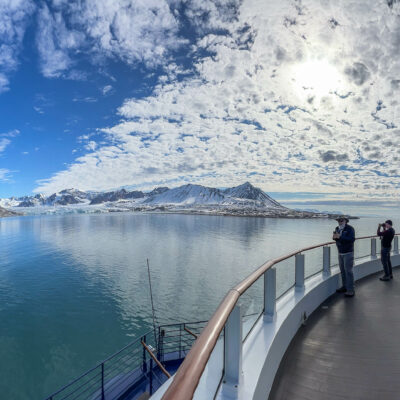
left=377, top=220, right=395, bottom=281
left=333, top=217, right=356, bottom=297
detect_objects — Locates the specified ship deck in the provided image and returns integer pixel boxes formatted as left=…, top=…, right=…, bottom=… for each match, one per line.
left=269, top=268, right=400, bottom=400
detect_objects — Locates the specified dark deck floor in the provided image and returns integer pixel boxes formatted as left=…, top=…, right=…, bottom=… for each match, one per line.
left=269, top=268, right=400, bottom=400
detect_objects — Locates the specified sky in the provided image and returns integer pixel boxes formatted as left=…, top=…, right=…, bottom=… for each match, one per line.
left=0, top=0, right=400, bottom=201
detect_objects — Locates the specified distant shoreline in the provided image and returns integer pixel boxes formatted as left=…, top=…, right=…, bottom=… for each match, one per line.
left=116, top=207, right=359, bottom=220
left=0, top=207, right=21, bottom=218
left=7, top=204, right=359, bottom=220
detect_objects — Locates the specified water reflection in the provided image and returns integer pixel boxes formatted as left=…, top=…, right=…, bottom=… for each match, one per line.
left=0, top=212, right=386, bottom=399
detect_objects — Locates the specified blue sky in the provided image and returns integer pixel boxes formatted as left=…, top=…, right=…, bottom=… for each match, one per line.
left=1, top=0, right=400, bottom=200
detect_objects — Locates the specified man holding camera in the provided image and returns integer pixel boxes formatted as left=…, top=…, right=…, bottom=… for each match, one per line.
left=377, top=220, right=395, bottom=281
left=333, top=217, right=356, bottom=297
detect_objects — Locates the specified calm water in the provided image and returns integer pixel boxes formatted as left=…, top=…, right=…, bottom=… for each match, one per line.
left=0, top=212, right=392, bottom=399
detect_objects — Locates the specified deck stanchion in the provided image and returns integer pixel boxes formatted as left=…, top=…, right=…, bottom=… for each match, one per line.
left=371, top=238, right=377, bottom=258
left=394, top=236, right=399, bottom=254
left=149, top=358, right=154, bottom=395
left=142, top=335, right=147, bottom=372
left=264, top=268, right=276, bottom=322
left=223, top=304, right=242, bottom=387
left=157, top=327, right=161, bottom=361
left=323, top=246, right=331, bottom=276
left=295, top=254, right=305, bottom=291
left=101, top=363, right=105, bottom=400
left=179, top=324, right=182, bottom=359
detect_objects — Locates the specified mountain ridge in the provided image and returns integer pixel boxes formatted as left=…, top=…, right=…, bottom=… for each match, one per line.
left=0, top=183, right=354, bottom=220
left=0, top=182, right=286, bottom=209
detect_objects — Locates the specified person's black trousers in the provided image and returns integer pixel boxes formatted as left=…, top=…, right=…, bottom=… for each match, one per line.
left=381, top=247, right=393, bottom=277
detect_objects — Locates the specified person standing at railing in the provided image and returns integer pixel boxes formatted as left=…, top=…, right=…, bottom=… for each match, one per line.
left=377, top=220, right=395, bottom=281
left=333, top=217, right=356, bottom=297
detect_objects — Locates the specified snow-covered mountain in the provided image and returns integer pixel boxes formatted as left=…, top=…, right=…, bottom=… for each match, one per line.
left=0, top=182, right=352, bottom=220
left=1, top=182, right=284, bottom=209
left=0, top=189, right=96, bottom=208
left=145, top=182, right=285, bottom=208
left=90, top=189, right=144, bottom=205
left=145, top=184, right=225, bottom=205
left=223, top=182, right=282, bottom=207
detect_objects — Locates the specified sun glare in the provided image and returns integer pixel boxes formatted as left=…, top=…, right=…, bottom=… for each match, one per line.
left=292, top=60, right=344, bottom=99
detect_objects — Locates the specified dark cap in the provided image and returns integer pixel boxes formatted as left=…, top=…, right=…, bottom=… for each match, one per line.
left=385, top=220, right=393, bottom=226
left=336, top=216, right=349, bottom=223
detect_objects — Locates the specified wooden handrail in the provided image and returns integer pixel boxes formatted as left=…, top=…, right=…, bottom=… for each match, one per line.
left=141, top=341, right=171, bottom=379
left=161, top=234, right=399, bottom=400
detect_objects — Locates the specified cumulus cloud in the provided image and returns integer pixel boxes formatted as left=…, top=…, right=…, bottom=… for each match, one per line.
left=319, top=151, right=349, bottom=163
left=34, top=0, right=189, bottom=79
left=0, top=0, right=35, bottom=92
left=344, top=62, right=370, bottom=86
left=34, top=0, right=400, bottom=198
left=36, top=3, right=85, bottom=78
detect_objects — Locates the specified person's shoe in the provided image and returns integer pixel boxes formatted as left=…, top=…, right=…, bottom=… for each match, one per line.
left=380, top=276, right=391, bottom=281
left=344, top=291, right=355, bottom=297
left=390, top=275, right=393, bottom=279
left=336, top=287, right=346, bottom=293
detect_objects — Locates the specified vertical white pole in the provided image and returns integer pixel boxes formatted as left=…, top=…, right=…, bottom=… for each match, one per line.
left=323, top=246, right=331, bottom=277
left=394, top=236, right=399, bottom=254
left=224, top=305, right=242, bottom=386
left=264, top=268, right=276, bottom=322
left=295, top=254, right=305, bottom=291
left=371, top=238, right=377, bottom=258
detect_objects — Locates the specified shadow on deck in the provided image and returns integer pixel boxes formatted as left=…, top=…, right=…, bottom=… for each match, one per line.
left=269, top=269, right=400, bottom=400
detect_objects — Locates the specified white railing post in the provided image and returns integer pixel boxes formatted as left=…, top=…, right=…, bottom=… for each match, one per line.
left=394, top=236, right=399, bottom=254
left=295, top=254, right=305, bottom=292
left=371, top=238, right=377, bottom=258
left=323, top=246, right=331, bottom=277
left=223, top=304, right=242, bottom=387
left=264, top=268, right=276, bottom=322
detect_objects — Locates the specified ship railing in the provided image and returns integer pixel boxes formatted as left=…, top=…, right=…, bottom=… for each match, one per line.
left=44, top=320, right=207, bottom=400
left=161, top=234, right=400, bottom=400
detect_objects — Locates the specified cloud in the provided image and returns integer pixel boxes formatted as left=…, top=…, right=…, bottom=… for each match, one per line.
left=102, top=85, right=113, bottom=95
left=0, top=168, right=12, bottom=182
left=344, top=62, right=370, bottom=86
left=34, top=0, right=189, bottom=79
left=72, top=96, right=98, bottom=103
left=33, top=106, right=44, bottom=114
left=33, top=93, right=55, bottom=114
left=180, top=0, right=242, bottom=33
left=319, top=151, right=349, bottom=163
left=34, top=0, right=400, bottom=199
left=0, top=129, right=20, bottom=156
left=0, top=129, right=20, bottom=138
left=84, top=141, right=97, bottom=151
left=0, top=138, right=11, bottom=153
left=0, top=0, right=35, bottom=92
left=0, top=74, right=9, bottom=93
left=36, top=3, right=85, bottom=78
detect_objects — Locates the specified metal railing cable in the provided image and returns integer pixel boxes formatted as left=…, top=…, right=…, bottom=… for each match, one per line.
left=44, top=321, right=207, bottom=400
